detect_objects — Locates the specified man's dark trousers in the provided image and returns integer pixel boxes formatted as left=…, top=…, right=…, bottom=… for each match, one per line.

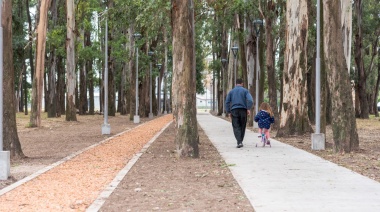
left=231, top=108, right=248, bottom=145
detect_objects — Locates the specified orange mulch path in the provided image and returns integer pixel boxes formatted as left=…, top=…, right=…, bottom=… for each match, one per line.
left=0, top=115, right=173, bottom=211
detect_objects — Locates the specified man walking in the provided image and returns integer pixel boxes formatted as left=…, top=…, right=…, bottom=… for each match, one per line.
left=225, top=78, right=253, bottom=148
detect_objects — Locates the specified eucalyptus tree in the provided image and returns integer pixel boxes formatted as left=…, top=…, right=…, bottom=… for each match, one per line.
left=353, top=0, right=380, bottom=118
left=30, top=0, right=51, bottom=126
left=171, top=0, right=199, bottom=157
left=13, top=0, right=28, bottom=114
left=2, top=0, right=24, bottom=158
left=66, top=0, right=77, bottom=121
left=277, top=0, right=313, bottom=137
left=259, top=0, right=281, bottom=129
left=323, top=0, right=358, bottom=153
left=354, top=0, right=369, bottom=119
left=46, top=0, right=61, bottom=118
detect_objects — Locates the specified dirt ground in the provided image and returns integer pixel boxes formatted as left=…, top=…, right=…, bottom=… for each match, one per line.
left=0, top=111, right=379, bottom=211
left=0, top=113, right=253, bottom=211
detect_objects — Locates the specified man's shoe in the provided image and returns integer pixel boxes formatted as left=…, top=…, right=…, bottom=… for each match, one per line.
left=237, top=143, right=243, bottom=148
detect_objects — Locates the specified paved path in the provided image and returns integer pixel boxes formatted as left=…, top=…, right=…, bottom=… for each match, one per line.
left=197, top=112, right=380, bottom=212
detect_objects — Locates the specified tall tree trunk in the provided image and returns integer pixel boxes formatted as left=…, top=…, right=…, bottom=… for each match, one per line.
left=56, top=56, right=65, bottom=117
left=171, top=0, right=199, bottom=158
left=237, top=14, right=247, bottom=86
left=26, top=0, right=35, bottom=91
left=258, top=37, right=265, bottom=106
left=245, top=19, right=255, bottom=126
left=47, top=0, right=59, bottom=118
left=163, top=27, right=169, bottom=114
left=79, top=60, right=87, bottom=115
left=88, top=59, right=94, bottom=115
left=260, top=0, right=280, bottom=130
left=107, top=0, right=115, bottom=117
left=30, top=0, right=51, bottom=127
left=86, top=31, right=94, bottom=115
left=120, top=29, right=129, bottom=115
left=66, top=0, right=77, bottom=121
left=323, top=0, right=359, bottom=153
left=369, top=36, right=379, bottom=115
left=354, top=0, right=369, bottom=119
left=24, top=63, right=28, bottom=114
left=2, top=0, right=24, bottom=158
left=129, top=25, right=136, bottom=121
left=374, top=48, right=380, bottom=117
left=277, top=0, right=312, bottom=137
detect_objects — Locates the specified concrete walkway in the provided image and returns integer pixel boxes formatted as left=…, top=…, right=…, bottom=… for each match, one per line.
left=197, top=112, right=380, bottom=212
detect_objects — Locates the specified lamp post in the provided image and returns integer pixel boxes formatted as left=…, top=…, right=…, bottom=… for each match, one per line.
left=312, top=0, right=325, bottom=150
left=0, top=0, right=10, bottom=180
left=156, top=63, right=162, bottom=114
left=102, top=12, right=111, bottom=135
left=133, top=33, right=141, bottom=123
left=221, top=58, right=227, bottom=117
left=253, top=19, right=263, bottom=128
left=231, top=46, right=239, bottom=84
left=148, top=51, right=154, bottom=118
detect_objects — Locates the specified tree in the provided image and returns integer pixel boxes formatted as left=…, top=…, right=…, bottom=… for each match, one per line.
left=171, top=0, right=199, bottom=158
left=2, top=0, right=24, bottom=158
left=47, top=0, right=60, bottom=118
left=66, top=0, right=77, bottom=121
left=354, top=0, right=369, bottom=119
left=30, top=0, right=51, bottom=127
left=259, top=0, right=280, bottom=129
left=323, top=0, right=359, bottom=152
left=277, top=0, right=312, bottom=137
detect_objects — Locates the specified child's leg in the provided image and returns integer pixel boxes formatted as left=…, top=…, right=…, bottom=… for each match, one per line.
left=265, top=129, right=271, bottom=140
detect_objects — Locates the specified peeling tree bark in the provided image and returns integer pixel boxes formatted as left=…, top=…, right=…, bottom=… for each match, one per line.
left=277, top=0, right=312, bottom=137
left=323, top=0, right=358, bottom=153
left=171, top=0, right=199, bottom=158
left=30, top=0, right=51, bottom=126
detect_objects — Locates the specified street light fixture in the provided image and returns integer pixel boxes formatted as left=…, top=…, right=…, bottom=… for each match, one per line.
left=231, top=46, right=239, bottom=84
left=133, top=33, right=142, bottom=123
left=221, top=58, right=228, bottom=117
left=148, top=51, right=154, bottom=118
left=253, top=19, right=263, bottom=128
left=156, top=63, right=162, bottom=114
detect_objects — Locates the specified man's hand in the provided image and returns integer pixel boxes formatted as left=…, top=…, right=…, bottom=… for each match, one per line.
left=247, top=110, right=251, bottom=115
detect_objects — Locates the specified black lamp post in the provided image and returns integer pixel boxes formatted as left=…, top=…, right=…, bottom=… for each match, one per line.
left=221, top=58, right=228, bottom=117
left=231, top=46, right=239, bottom=84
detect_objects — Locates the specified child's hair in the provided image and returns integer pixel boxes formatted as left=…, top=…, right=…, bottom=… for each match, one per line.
left=259, top=102, right=274, bottom=117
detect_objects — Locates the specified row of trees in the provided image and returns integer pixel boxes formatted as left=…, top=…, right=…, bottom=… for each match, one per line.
left=1, top=0, right=379, bottom=159
left=202, top=0, right=378, bottom=154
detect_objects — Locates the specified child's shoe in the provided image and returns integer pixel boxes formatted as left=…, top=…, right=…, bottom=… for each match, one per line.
left=266, top=140, right=271, bottom=145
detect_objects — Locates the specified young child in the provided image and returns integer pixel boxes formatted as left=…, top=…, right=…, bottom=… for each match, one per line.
left=254, top=102, right=275, bottom=144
